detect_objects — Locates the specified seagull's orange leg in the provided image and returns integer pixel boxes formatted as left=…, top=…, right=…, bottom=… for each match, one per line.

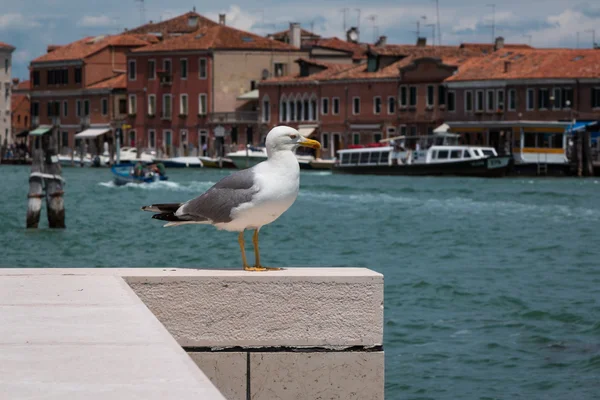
left=241, top=230, right=266, bottom=271
left=252, top=229, right=282, bottom=271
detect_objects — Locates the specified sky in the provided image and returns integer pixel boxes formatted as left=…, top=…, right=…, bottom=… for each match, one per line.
left=1, top=0, right=599, bottom=80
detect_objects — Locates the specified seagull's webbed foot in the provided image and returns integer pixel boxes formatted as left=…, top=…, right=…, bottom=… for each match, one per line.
left=255, top=265, right=283, bottom=271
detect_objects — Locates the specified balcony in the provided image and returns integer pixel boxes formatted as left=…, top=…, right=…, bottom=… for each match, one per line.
left=208, top=111, right=258, bottom=124
left=79, top=116, right=90, bottom=126
left=51, top=116, right=61, bottom=126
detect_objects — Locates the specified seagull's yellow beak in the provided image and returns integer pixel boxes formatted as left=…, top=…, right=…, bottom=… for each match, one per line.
left=298, top=137, right=321, bottom=149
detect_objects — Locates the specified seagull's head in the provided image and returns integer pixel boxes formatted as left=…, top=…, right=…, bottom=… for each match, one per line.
left=265, top=125, right=321, bottom=155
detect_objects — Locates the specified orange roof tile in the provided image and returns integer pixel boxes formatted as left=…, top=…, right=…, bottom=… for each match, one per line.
left=447, top=48, right=600, bottom=81
left=460, top=43, right=533, bottom=52
left=32, top=34, right=154, bottom=63
left=0, top=41, right=15, bottom=51
left=262, top=59, right=356, bottom=84
left=87, top=73, right=126, bottom=90
left=11, top=94, right=29, bottom=113
left=15, top=80, right=31, bottom=91
left=306, top=37, right=368, bottom=60
left=132, top=24, right=300, bottom=53
left=369, top=44, right=485, bottom=58
left=126, top=12, right=217, bottom=35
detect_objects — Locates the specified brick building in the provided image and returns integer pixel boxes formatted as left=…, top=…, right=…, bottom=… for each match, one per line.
left=28, top=34, right=155, bottom=154
left=11, top=79, right=30, bottom=138
left=126, top=14, right=307, bottom=157
left=258, top=41, right=487, bottom=158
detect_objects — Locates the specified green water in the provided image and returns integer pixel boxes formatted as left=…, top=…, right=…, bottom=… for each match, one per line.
left=1, top=166, right=599, bottom=399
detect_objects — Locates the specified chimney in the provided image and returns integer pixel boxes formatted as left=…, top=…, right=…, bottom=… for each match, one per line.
left=290, top=22, right=301, bottom=48
left=494, top=36, right=505, bottom=51
left=416, top=37, right=427, bottom=47
left=12, top=78, right=19, bottom=86
left=375, top=35, right=387, bottom=47
left=219, top=14, right=226, bottom=25
left=504, top=61, right=511, bottom=73
left=346, top=27, right=359, bottom=43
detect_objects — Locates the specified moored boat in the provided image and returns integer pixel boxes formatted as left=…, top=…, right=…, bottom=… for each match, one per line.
left=153, top=156, right=203, bottom=168
left=198, top=156, right=237, bottom=169
left=226, top=145, right=316, bottom=169
left=309, top=158, right=335, bottom=170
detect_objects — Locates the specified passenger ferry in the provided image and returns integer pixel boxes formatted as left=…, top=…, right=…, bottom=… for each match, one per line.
left=333, top=133, right=512, bottom=177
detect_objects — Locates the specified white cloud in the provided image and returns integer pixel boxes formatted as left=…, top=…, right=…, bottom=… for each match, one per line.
left=206, top=5, right=260, bottom=32
left=0, top=13, right=40, bottom=30
left=13, top=50, right=31, bottom=64
left=532, top=9, right=597, bottom=47
left=77, top=15, right=115, bottom=28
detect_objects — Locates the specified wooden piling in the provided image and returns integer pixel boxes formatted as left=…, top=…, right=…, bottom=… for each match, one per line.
left=26, top=149, right=44, bottom=228
left=45, top=137, right=65, bottom=228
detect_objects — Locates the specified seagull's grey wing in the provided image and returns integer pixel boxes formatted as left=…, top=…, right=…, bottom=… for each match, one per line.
left=175, top=168, right=258, bottom=223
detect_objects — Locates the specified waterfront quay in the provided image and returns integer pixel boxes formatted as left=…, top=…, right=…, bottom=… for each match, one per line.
left=0, top=268, right=384, bottom=399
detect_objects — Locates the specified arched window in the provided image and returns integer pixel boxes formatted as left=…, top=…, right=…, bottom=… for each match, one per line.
left=262, top=95, right=270, bottom=123
left=296, top=96, right=302, bottom=121
left=280, top=95, right=287, bottom=122
left=310, top=95, right=318, bottom=121
left=289, top=98, right=295, bottom=121
left=303, top=95, right=310, bottom=121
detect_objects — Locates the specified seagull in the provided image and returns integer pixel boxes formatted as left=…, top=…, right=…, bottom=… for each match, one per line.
left=141, top=126, right=321, bottom=271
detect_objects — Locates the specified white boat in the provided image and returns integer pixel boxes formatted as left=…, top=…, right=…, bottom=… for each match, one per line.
left=226, top=145, right=315, bottom=169
left=309, top=158, right=336, bottom=170
left=153, top=156, right=203, bottom=168
left=119, top=147, right=155, bottom=163
left=198, top=156, right=237, bottom=169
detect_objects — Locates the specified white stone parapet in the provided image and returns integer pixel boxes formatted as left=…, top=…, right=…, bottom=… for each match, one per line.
left=1, top=268, right=385, bottom=400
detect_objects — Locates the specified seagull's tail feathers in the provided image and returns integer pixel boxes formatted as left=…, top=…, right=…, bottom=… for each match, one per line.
left=141, top=203, right=182, bottom=213
left=151, top=211, right=210, bottom=227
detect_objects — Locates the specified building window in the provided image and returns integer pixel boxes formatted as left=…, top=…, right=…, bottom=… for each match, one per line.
left=74, top=67, right=82, bottom=84
left=149, top=130, right=156, bottom=148
left=148, top=95, right=156, bottom=115
left=46, top=69, right=69, bottom=85
left=274, top=63, right=286, bottom=77
left=128, top=60, right=136, bottom=81
left=592, top=88, right=600, bottom=109
left=410, top=126, right=417, bottom=136
left=118, top=98, right=127, bottom=114
left=526, top=89, right=534, bottom=111
left=447, top=91, right=456, bottom=112
left=409, top=87, right=417, bottom=107
left=538, top=88, right=549, bottom=109
left=319, top=133, right=328, bottom=150
left=373, top=96, right=381, bottom=114
left=387, top=96, right=395, bottom=114
left=280, top=97, right=288, bottom=121
left=180, top=58, right=188, bottom=79
left=497, top=90, right=505, bottom=111
left=32, top=102, right=40, bottom=117
left=353, top=133, right=360, bottom=145
left=162, top=94, right=172, bottom=119
left=288, top=99, right=295, bottom=121
left=352, top=97, right=360, bottom=115
left=486, top=90, right=495, bottom=112
left=508, top=89, right=516, bottom=111
left=310, top=97, right=317, bottom=120
left=332, top=97, right=340, bottom=115
left=101, top=98, right=108, bottom=116
left=148, top=60, right=156, bottom=80
left=4, top=58, right=8, bottom=73
left=128, top=94, right=137, bottom=114
left=32, top=71, right=40, bottom=86
left=426, top=85, right=434, bottom=107
left=476, top=90, right=484, bottom=112
left=61, top=131, right=68, bottom=148
left=303, top=98, right=310, bottom=121
left=180, top=94, right=188, bottom=115
left=438, top=85, right=447, bottom=106
left=465, top=91, right=473, bottom=112
left=76, top=100, right=82, bottom=117
left=163, top=59, right=172, bottom=75
left=321, top=98, right=329, bottom=115
left=128, top=130, right=136, bottom=147
left=399, top=125, right=407, bottom=136
left=552, top=88, right=562, bottom=109
left=400, top=86, right=407, bottom=107
left=198, top=93, right=207, bottom=115
left=296, top=99, right=302, bottom=121
left=83, top=100, right=90, bottom=116
left=199, top=58, right=207, bottom=79
left=62, top=100, right=68, bottom=117
left=562, top=88, right=573, bottom=108
left=262, top=97, right=270, bottom=122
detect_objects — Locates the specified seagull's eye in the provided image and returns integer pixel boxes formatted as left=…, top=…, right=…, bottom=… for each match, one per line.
left=289, top=134, right=297, bottom=139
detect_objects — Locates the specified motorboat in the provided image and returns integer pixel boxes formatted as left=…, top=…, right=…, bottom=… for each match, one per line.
left=198, top=156, right=237, bottom=169
left=153, top=156, right=203, bottom=168
left=309, top=158, right=336, bottom=170
left=110, top=164, right=168, bottom=186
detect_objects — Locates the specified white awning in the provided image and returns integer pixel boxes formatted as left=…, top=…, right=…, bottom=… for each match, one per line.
left=433, top=123, right=449, bottom=133
left=75, top=128, right=111, bottom=139
left=298, top=127, right=316, bottom=137
left=237, top=89, right=259, bottom=100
